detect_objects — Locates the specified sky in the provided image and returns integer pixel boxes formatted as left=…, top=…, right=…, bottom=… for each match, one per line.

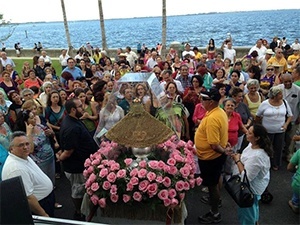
left=1, top=0, right=299, bottom=23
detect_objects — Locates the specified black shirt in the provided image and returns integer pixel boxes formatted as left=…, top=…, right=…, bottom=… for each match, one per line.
left=60, top=115, right=98, bottom=173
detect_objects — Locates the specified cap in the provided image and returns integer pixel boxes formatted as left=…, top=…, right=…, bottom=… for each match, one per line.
left=265, top=49, right=275, bottom=55
left=200, top=87, right=221, bottom=102
left=119, top=53, right=127, bottom=57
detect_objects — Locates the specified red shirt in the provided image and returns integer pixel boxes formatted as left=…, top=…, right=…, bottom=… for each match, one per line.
left=228, top=111, right=243, bottom=147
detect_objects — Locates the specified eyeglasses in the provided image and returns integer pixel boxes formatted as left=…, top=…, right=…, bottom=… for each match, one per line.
left=14, top=142, right=30, bottom=148
left=266, top=68, right=274, bottom=71
left=154, top=72, right=160, bottom=75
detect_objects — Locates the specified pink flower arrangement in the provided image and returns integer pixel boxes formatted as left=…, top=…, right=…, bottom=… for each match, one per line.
left=84, top=135, right=202, bottom=209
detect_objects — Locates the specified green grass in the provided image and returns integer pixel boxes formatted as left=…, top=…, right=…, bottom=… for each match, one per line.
left=13, top=58, right=62, bottom=77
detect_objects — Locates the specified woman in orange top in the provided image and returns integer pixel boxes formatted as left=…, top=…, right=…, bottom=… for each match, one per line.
left=24, top=69, right=43, bottom=89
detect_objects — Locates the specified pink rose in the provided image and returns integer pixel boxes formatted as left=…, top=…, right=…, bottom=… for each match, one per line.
left=174, top=154, right=184, bottom=162
left=110, top=184, right=117, bottom=194
left=130, top=168, right=138, bottom=177
left=85, top=179, right=92, bottom=189
left=163, top=165, right=170, bottom=173
left=156, top=176, right=164, bottom=183
left=148, top=160, right=159, bottom=169
left=90, top=194, right=99, bottom=205
left=189, top=178, right=195, bottom=188
left=168, top=189, right=177, bottom=199
left=116, top=169, right=126, bottom=178
left=124, top=158, right=133, bottom=166
left=164, top=198, right=171, bottom=207
left=84, top=158, right=92, bottom=167
left=179, top=167, right=190, bottom=178
left=107, top=172, right=117, bottom=183
left=139, top=160, right=147, bottom=168
left=179, top=193, right=185, bottom=200
left=167, top=158, right=176, bottom=166
left=158, top=160, right=166, bottom=169
left=139, top=180, right=150, bottom=192
left=177, top=140, right=185, bottom=148
left=196, top=177, right=203, bottom=186
left=175, top=180, right=184, bottom=191
left=146, top=172, right=157, bottom=182
left=133, top=192, right=142, bottom=202
left=130, top=177, right=139, bottom=186
left=98, top=198, right=106, bottom=208
left=99, top=168, right=108, bottom=178
left=89, top=173, right=97, bottom=183
left=87, top=166, right=94, bottom=174
left=123, top=194, right=131, bottom=203
left=83, top=169, right=89, bottom=178
left=101, top=159, right=109, bottom=166
left=138, top=168, right=147, bottom=178
left=126, top=182, right=134, bottom=191
left=168, top=166, right=178, bottom=175
left=102, top=181, right=111, bottom=190
left=91, top=182, right=100, bottom=192
left=163, top=177, right=171, bottom=187
left=171, top=198, right=179, bottom=207
left=110, top=162, right=120, bottom=171
left=97, top=164, right=104, bottom=169
left=147, top=183, right=158, bottom=197
left=87, top=188, right=93, bottom=195
left=158, top=189, right=169, bottom=200
left=91, top=158, right=100, bottom=166
left=110, top=194, right=119, bottom=203
left=183, top=181, right=190, bottom=190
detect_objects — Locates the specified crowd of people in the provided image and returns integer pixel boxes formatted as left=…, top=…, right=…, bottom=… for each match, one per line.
left=0, top=36, right=299, bottom=224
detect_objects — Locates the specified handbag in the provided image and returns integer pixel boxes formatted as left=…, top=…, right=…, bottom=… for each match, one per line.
left=224, top=170, right=254, bottom=208
left=283, top=100, right=292, bottom=132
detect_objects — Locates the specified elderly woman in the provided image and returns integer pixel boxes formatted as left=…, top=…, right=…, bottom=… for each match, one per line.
left=231, top=124, right=272, bottom=225
left=244, top=79, right=264, bottom=119
left=39, top=81, right=54, bottom=107
left=24, top=69, right=43, bottom=89
left=256, top=86, right=293, bottom=171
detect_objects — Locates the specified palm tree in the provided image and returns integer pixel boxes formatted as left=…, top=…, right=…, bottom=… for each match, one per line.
left=161, top=0, right=167, bottom=60
left=98, top=0, right=107, bottom=50
left=0, top=14, right=17, bottom=43
left=60, top=0, right=73, bottom=57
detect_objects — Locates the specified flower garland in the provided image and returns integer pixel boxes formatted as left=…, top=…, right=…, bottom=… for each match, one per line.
left=84, top=135, right=202, bottom=209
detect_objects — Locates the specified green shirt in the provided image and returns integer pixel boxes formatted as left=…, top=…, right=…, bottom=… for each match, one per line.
left=290, top=149, right=300, bottom=194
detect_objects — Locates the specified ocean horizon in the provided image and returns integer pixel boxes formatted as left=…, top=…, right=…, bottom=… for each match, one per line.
left=1, top=9, right=299, bottom=50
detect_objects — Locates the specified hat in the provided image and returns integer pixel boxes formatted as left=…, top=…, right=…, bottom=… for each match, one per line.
left=119, top=53, right=127, bottom=57
left=270, top=63, right=283, bottom=68
left=265, top=49, right=274, bottom=55
left=200, top=87, right=221, bottom=102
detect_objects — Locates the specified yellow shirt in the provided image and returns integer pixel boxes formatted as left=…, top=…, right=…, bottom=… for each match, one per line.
left=287, top=54, right=300, bottom=72
left=195, top=52, right=202, bottom=60
left=267, top=56, right=288, bottom=72
left=195, top=106, right=228, bottom=160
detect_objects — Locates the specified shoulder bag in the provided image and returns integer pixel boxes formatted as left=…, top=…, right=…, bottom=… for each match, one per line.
left=224, top=169, right=254, bottom=208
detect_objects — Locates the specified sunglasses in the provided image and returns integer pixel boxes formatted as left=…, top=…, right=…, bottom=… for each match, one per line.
left=267, top=68, right=274, bottom=71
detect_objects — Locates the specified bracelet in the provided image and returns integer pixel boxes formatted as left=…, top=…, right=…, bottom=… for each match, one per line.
left=235, top=160, right=241, bottom=164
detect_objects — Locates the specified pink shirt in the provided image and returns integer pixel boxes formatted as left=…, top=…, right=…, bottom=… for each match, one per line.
left=193, top=103, right=207, bottom=124
left=228, top=111, right=243, bottom=146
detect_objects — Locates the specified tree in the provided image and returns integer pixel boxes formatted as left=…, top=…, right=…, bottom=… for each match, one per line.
left=0, top=14, right=17, bottom=43
left=60, top=0, right=74, bottom=57
left=161, top=0, right=167, bottom=60
left=98, top=0, right=108, bottom=50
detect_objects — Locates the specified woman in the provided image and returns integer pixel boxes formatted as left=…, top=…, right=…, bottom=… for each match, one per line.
left=256, top=86, right=292, bottom=171
left=5, top=64, right=22, bottom=85
left=223, top=58, right=233, bottom=78
left=171, top=55, right=182, bottom=74
left=39, top=81, right=54, bottom=107
left=211, top=53, right=224, bottom=74
left=91, top=64, right=103, bottom=79
left=14, top=109, right=62, bottom=209
left=223, top=98, right=247, bottom=175
left=0, top=70, right=19, bottom=94
left=0, top=112, right=12, bottom=150
left=206, top=38, right=216, bottom=60
left=244, top=79, right=264, bottom=119
left=21, top=88, right=44, bottom=116
left=24, top=69, right=43, bottom=89
left=156, top=89, right=190, bottom=141
left=135, top=83, right=150, bottom=105
left=225, top=70, right=244, bottom=96
left=94, top=92, right=124, bottom=146
left=59, top=89, right=67, bottom=106
left=183, top=75, right=204, bottom=141
left=231, top=87, right=253, bottom=151
left=74, top=88, right=98, bottom=136
left=260, top=65, right=276, bottom=97
left=0, top=89, right=11, bottom=125
left=21, top=61, right=32, bottom=82
left=8, top=90, right=23, bottom=129
left=231, top=124, right=272, bottom=225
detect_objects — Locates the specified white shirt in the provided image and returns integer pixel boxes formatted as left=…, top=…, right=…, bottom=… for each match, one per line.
left=2, top=153, right=53, bottom=200
left=39, top=55, right=52, bottom=64
left=248, top=45, right=267, bottom=57
left=182, top=50, right=195, bottom=59
left=59, top=54, right=70, bottom=66
left=233, top=144, right=270, bottom=195
left=223, top=47, right=236, bottom=63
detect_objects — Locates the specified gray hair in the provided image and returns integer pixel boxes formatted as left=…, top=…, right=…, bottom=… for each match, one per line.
left=20, top=88, right=34, bottom=98
left=9, top=131, right=27, bottom=151
left=268, top=86, right=283, bottom=98
left=246, top=79, right=260, bottom=88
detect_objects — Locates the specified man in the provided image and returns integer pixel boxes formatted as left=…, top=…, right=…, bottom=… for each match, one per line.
left=60, top=58, right=83, bottom=89
left=291, top=38, right=300, bottom=51
left=221, top=41, right=236, bottom=64
left=39, top=50, right=52, bottom=67
left=146, top=50, right=158, bottom=70
left=0, top=51, right=15, bottom=69
left=160, top=69, right=184, bottom=93
left=195, top=87, right=231, bottom=224
left=125, top=46, right=138, bottom=69
left=57, top=98, right=98, bottom=220
left=176, top=64, right=193, bottom=91
left=58, top=49, right=70, bottom=70
left=118, top=87, right=133, bottom=115
left=287, top=46, right=300, bottom=73
left=292, top=66, right=300, bottom=87
left=34, top=58, right=47, bottom=81
left=249, top=39, right=267, bottom=57
left=258, top=49, right=274, bottom=75
left=2, top=131, right=54, bottom=217
left=268, top=48, right=288, bottom=73
left=182, top=43, right=195, bottom=59
left=279, top=73, right=300, bottom=161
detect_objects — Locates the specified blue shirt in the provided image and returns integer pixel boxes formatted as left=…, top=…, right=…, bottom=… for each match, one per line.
left=60, top=67, right=83, bottom=85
